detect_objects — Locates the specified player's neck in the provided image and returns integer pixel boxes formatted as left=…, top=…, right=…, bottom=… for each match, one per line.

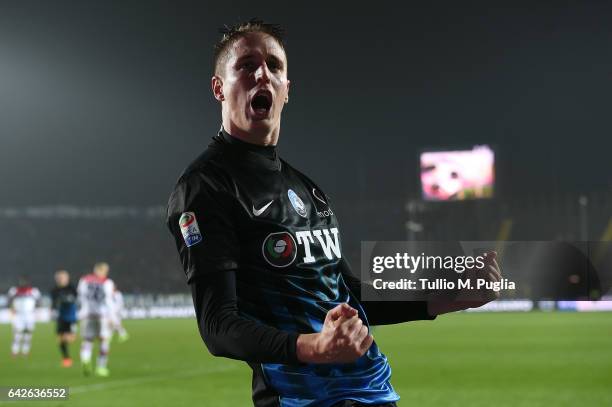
left=220, top=127, right=277, bottom=158
left=221, top=120, right=279, bottom=146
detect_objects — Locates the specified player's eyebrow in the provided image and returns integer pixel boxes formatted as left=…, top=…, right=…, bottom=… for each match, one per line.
left=235, top=54, right=256, bottom=63
left=234, top=52, right=266, bottom=66
left=234, top=52, right=285, bottom=69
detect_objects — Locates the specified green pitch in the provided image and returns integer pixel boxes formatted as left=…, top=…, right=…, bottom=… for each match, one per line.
left=1, top=312, right=610, bottom=406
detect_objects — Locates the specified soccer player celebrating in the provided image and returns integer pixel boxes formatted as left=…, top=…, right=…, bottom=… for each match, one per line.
left=77, top=262, right=115, bottom=377
left=7, top=277, right=41, bottom=357
left=167, top=20, right=501, bottom=406
left=51, top=270, right=78, bottom=367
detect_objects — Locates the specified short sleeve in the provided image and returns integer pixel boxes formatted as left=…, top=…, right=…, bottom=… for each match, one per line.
left=166, top=173, right=240, bottom=284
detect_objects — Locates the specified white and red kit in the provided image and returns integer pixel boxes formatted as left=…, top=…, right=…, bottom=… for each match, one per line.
left=8, top=286, right=41, bottom=332
left=77, top=274, right=115, bottom=339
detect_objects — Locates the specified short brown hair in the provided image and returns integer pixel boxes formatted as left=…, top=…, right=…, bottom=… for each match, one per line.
left=213, top=18, right=286, bottom=76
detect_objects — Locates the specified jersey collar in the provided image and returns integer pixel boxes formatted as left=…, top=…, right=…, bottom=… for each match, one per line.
left=215, top=126, right=282, bottom=171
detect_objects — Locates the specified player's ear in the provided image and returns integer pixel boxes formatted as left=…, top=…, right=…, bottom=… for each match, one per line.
left=285, top=79, right=290, bottom=104
left=212, top=75, right=225, bottom=102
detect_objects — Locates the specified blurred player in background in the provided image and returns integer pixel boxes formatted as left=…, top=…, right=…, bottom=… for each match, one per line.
left=111, top=287, right=129, bottom=342
left=77, top=262, right=115, bottom=377
left=7, top=277, right=41, bottom=357
left=51, top=270, right=78, bottom=367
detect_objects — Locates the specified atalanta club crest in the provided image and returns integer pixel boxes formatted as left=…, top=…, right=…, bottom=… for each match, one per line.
left=179, top=212, right=203, bottom=247
left=287, top=189, right=308, bottom=218
left=262, top=232, right=297, bottom=267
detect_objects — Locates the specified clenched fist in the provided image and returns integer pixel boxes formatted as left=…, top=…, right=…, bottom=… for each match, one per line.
left=296, top=303, right=374, bottom=364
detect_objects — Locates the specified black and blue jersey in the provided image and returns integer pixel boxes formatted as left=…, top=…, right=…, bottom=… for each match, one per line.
left=167, top=128, right=434, bottom=407
left=51, top=284, right=78, bottom=323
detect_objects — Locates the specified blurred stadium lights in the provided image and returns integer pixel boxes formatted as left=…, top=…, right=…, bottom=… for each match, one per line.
left=0, top=205, right=165, bottom=219
left=405, top=221, right=423, bottom=233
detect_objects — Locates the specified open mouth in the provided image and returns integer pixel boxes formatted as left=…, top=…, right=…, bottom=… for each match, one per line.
left=250, top=90, right=272, bottom=116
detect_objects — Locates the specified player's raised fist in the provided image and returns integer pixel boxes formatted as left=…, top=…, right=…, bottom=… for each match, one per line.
left=455, top=250, right=502, bottom=306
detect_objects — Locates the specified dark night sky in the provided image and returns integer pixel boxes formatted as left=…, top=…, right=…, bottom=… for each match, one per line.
left=1, top=1, right=611, bottom=206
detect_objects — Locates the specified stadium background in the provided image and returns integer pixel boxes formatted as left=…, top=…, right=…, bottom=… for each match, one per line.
left=0, top=1, right=610, bottom=406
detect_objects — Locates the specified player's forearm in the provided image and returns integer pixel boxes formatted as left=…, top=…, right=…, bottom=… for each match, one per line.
left=343, top=275, right=436, bottom=324
left=339, top=260, right=435, bottom=324
left=201, top=316, right=299, bottom=363
left=190, top=273, right=300, bottom=364
left=361, top=300, right=436, bottom=325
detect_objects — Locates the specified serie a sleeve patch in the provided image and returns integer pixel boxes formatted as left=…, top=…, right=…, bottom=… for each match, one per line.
left=179, top=212, right=203, bottom=247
